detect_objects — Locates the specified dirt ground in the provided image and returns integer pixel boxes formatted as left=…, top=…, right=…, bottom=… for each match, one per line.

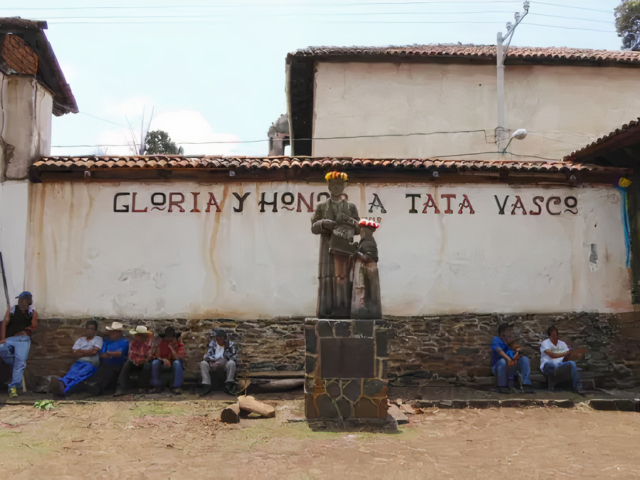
left=0, top=399, right=638, bottom=479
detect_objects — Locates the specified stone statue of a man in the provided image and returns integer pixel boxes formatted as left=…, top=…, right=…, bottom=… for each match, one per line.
left=311, top=172, right=359, bottom=318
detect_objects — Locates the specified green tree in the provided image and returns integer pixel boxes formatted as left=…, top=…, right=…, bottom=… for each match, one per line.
left=144, top=130, right=183, bottom=155
left=615, top=0, right=640, bottom=48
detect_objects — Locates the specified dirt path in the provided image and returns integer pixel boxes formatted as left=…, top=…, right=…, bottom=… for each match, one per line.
left=0, top=400, right=638, bottom=479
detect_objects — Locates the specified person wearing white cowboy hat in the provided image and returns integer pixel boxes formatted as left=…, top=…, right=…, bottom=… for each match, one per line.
left=114, top=325, right=154, bottom=396
left=69, top=321, right=130, bottom=396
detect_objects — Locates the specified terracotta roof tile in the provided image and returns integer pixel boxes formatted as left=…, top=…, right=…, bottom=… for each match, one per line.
left=288, top=44, right=640, bottom=66
left=564, top=118, right=640, bottom=162
left=32, top=156, right=628, bottom=177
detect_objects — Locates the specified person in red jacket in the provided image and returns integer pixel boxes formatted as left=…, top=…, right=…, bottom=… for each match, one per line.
left=150, top=327, right=185, bottom=395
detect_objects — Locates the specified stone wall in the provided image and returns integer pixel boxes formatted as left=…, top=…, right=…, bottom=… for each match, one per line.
left=28, top=318, right=306, bottom=382
left=25, top=313, right=640, bottom=388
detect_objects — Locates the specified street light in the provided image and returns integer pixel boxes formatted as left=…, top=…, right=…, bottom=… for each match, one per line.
left=501, top=128, right=528, bottom=154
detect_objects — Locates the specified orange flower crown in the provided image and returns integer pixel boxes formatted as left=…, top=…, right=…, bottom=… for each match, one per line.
left=358, top=219, right=380, bottom=229
left=325, top=171, right=348, bottom=182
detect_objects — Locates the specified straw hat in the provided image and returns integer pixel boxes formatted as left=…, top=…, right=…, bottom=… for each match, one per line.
left=129, top=325, right=152, bottom=335
left=105, top=321, right=126, bottom=331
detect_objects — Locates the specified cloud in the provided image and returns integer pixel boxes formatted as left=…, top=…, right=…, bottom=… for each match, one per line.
left=150, top=110, right=240, bottom=155
left=92, top=101, right=241, bottom=156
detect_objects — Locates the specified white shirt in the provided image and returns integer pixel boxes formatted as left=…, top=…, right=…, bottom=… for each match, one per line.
left=73, top=336, right=104, bottom=366
left=540, top=338, right=569, bottom=371
left=214, top=344, right=225, bottom=360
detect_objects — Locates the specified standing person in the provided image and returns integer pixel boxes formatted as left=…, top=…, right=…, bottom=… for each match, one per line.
left=114, top=326, right=153, bottom=396
left=0, top=292, right=37, bottom=401
left=490, top=323, right=532, bottom=394
left=71, top=321, right=129, bottom=396
left=48, top=320, right=103, bottom=396
left=311, top=171, right=360, bottom=318
left=540, top=326, right=585, bottom=392
left=199, top=328, right=237, bottom=396
left=150, top=327, right=185, bottom=395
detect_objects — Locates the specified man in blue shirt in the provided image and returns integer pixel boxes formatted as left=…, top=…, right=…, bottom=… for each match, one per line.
left=491, top=323, right=532, bottom=393
left=69, top=322, right=129, bottom=396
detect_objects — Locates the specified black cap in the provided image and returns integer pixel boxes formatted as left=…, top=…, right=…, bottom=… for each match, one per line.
left=211, top=328, right=227, bottom=337
left=498, top=323, right=514, bottom=335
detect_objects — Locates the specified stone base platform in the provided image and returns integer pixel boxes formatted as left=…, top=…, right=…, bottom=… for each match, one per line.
left=304, top=318, right=389, bottom=421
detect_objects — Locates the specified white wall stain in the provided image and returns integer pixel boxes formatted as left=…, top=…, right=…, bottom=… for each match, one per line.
left=24, top=181, right=632, bottom=319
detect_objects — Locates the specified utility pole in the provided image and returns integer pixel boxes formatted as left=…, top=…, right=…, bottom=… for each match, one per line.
left=496, top=1, right=529, bottom=155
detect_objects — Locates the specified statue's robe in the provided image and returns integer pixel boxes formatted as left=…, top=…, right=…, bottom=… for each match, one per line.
left=351, top=237, right=381, bottom=320
left=311, top=198, right=359, bottom=318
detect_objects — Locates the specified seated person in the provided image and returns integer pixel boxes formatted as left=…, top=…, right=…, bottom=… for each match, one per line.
left=0, top=291, right=38, bottom=401
left=540, top=325, right=585, bottom=392
left=150, top=327, right=185, bottom=395
left=49, top=320, right=103, bottom=396
left=199, top=328, right=237, bottom=396
left=71, top=321, right=129, bottom=396
left=114, top=325, right=153, bottom=396
left=490, top=323, right=532, bottom=393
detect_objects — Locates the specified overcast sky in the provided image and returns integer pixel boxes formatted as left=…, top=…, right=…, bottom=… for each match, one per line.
left=4, top=0, right=624, bottom=157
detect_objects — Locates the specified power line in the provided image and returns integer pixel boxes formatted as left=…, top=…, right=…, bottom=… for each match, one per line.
left=533, top=2, right=612, bottom=14
left=37, top=11, right=525, bottom=20
left=45, top=19, right=615, bottom=32
left=526, top=23, right=613, bottom=33
left=0, top=1, right=524, bottom=11
left=36, top=11, right=613, bottom=25
left=2, top=1, right=611, bottom=12
left=51, top=129, right=489, bottom=148
left=79, top=111, right=127, bottom=128
left=530, top=12, right=613, bottom=25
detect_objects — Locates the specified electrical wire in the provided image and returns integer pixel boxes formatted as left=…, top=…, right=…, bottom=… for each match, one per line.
left=532, top=2, right=612, bottom=14
left=1, top=1, right=611, bottom=12
left=51, top=129, right=489, bottom=148
left=79, top=112, right=127, bottom=128
left=0, top=1, right=526, bottom=11
left=36, top=11, right=613, bottom=25
left=43, top=19, right=616, bottom=33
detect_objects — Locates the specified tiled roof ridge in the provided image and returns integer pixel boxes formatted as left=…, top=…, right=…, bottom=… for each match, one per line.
left=287, top=44, right=640, bottom=64
left=33, top=156, right=628, bottom=174
left=564, top=118, right=640, bottom=161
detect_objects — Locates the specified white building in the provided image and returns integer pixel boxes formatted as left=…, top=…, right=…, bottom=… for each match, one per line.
left=286, top=45, right=640, bottom=161
left=0, top=18, right=77, bottom=313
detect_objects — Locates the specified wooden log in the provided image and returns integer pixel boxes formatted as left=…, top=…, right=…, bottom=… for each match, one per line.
left=220, top=402, right=241, bottom=423
left=238, top=395, right=275, bottom=418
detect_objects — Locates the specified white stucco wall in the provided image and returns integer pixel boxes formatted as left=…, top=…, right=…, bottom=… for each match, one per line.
left=25, top=180, right=631, bottom=319
left=1, top=73, right=53, bottom=180
left=0, top=181, right=29, bottom=313
left=312, top=62, right=640, bottom=160
left=0, top=72, right=51, bottom=313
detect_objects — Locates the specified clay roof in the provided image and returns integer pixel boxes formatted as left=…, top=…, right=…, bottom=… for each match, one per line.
left=288, top=44, right=640, bottom=66
left=564, top=118, right=640, bottom=163
left=33, top=156, right=626, bottom=175
left=0, top=17, right=77, bottom=116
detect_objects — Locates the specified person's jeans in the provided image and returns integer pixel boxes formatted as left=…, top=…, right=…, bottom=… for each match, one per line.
left=151, top=359, right=183, bottom=388
left=0, top=335, right=31, bottom=390
left=492, top=356, right=531, bottom=388
left=200, top=359, right=236, bottom=385
left=542, top=361, right=580, bottom=390
left=61, top=361, right=97, bottom=394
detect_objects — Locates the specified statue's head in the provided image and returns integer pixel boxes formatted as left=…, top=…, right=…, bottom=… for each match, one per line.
left=358, top=218, right=380, bottom=238
left=325, top=171, right=348, bottom=196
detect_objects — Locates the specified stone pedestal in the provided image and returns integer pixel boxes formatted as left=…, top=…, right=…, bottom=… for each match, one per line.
left=304, top=319, right=388, bottom=422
